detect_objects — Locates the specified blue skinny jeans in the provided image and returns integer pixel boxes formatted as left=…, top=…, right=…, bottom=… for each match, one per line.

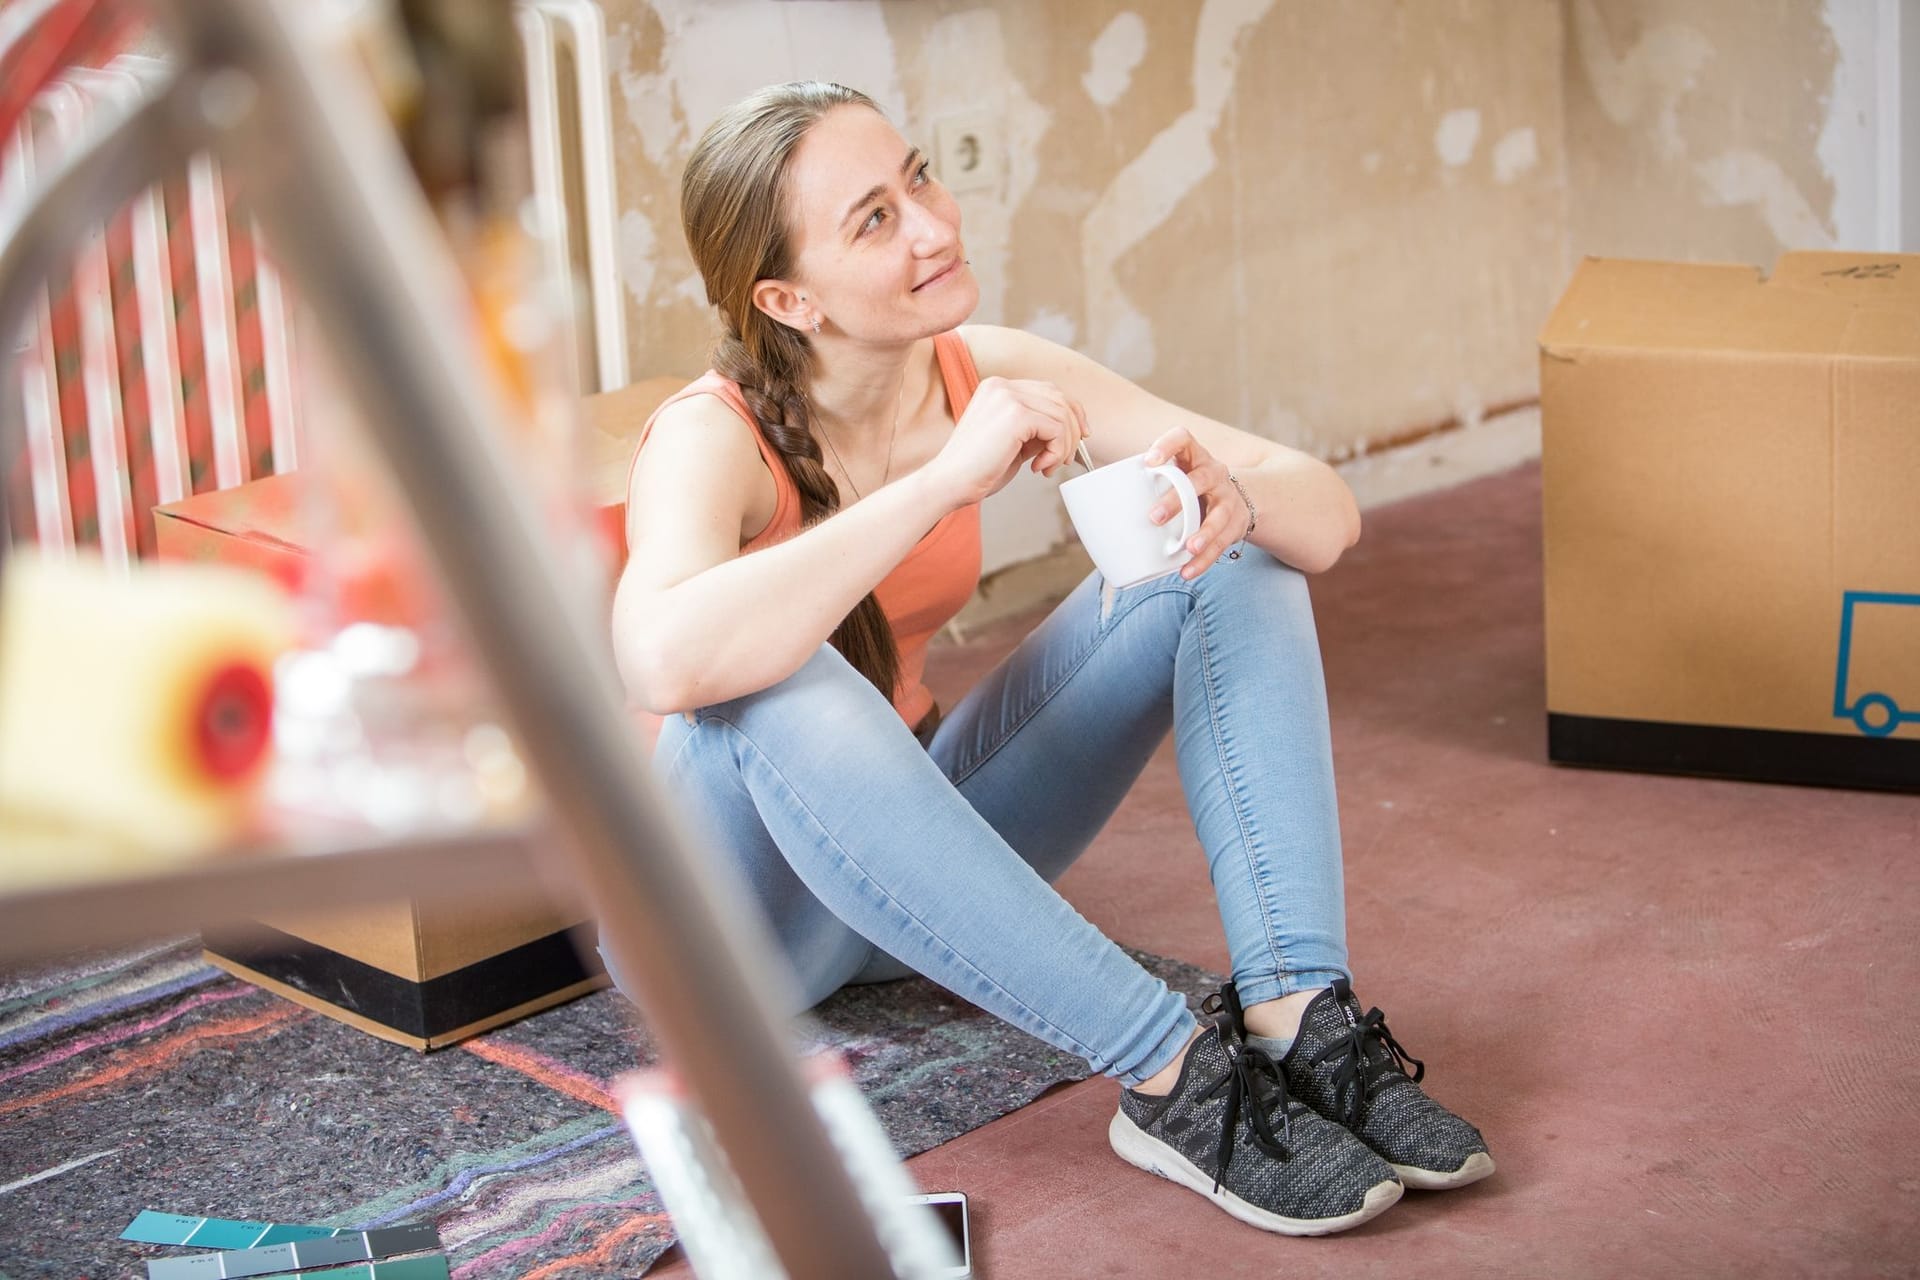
left=607, top=550, right=1350, bottom=1088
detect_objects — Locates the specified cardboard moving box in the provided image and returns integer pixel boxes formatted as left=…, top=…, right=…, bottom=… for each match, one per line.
left=1539, top=251, right=1919, bottom=792
left=154, top=376, right=686, bottom=1047
left=203, top=900, right=601, bottom=1052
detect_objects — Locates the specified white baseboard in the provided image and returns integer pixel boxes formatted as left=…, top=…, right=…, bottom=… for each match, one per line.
left=1336, top=403, right=1541, bottom=512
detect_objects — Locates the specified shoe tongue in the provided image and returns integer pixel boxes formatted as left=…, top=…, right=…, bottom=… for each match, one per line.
left=1328, top=978, right=1360, bottom=1028
left=1302, top=981, right=1357, bottom=1041
left=1298, top=981, right=1384, bottom=1063
left=1180, top=1022, right=1232, bottom=1083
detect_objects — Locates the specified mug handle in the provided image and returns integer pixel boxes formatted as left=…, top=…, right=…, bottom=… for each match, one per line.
left=1146, top=464, right=1202, bottom=558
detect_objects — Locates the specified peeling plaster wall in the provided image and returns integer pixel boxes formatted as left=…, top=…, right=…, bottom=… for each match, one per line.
left=1562, top=0, right=1889, bottom=263
left=1106, top=4, right=1566, bottom=459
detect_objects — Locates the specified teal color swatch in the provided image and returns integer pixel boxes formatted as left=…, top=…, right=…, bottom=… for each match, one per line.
left=122, top=1211, right=339, bottom=1248
left=252, top=1257, right=451, bottom=1280
left=253, top=1224, right=347, bottom=1245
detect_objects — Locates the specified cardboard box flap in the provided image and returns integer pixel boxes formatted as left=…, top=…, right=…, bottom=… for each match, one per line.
left=156, top=471, right=310, bottom=547
left=1540, top=253, right=1920, bottom=361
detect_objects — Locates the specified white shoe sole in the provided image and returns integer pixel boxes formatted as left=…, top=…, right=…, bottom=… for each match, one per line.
left=1108, top=1109, right=1403, bottom=1236
left=1393, top=1150, right=1496, bottom=1190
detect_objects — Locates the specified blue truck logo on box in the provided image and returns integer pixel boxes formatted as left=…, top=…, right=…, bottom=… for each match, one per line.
left=1833, top=591, right=1920, bottom=736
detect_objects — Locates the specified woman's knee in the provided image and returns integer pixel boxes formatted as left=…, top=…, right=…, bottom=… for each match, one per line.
left=702, top=644, right=898, bottom=737
left=1189, top=549, right=1315, bottom=622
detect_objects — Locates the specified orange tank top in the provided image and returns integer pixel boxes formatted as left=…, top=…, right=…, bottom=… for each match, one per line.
left=628, top=331, right=984, bottom=727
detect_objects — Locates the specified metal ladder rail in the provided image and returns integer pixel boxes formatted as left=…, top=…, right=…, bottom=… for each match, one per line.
left=0, top=3, right=897, bottom=1275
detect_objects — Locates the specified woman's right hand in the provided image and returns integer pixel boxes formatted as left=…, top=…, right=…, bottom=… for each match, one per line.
left=924, top=376, right=1089, bottom=509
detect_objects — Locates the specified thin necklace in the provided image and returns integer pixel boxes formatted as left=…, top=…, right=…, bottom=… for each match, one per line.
left=817, top=369, right=905, bottom=501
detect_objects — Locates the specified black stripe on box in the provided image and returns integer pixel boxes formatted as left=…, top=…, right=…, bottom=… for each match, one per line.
left=1548, top=713, right=1920, bottom=793
left=203, top=922, right=601, bottom=1040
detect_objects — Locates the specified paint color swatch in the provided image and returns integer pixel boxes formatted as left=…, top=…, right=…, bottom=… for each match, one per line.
left=252, top=1257, right=451, bottom=1280
left=123, top=1212, right=341, bottom=1248
left=145, top=1225, right=440, bottom=1280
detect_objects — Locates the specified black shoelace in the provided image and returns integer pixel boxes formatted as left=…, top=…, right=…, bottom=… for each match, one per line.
left=1197, top=1042, right=1295, bottom=1193
left=1309, top=1003, right=1426, bottom=1129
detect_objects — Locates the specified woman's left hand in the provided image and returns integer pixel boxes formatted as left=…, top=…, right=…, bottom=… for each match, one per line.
left=1142, top=427, right=1250, bottom=580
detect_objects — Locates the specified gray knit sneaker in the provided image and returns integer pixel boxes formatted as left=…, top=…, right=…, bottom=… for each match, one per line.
left=1271, top=979, right=1494, bottom=1190
left=1108, top=1018, right=1402, bottom=1235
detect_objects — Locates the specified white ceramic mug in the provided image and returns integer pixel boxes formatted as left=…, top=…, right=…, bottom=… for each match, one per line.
left=1059, top=453, right=1203, bottom=588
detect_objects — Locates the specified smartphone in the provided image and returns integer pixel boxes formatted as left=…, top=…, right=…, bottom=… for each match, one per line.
left=904, top=1191, right=971, bottom=1278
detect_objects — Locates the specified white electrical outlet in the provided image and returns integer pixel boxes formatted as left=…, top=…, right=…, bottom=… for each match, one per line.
left=934, top=111, right=1001, bottom=194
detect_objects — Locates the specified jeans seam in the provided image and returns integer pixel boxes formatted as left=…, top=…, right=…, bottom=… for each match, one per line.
left=947, top=578, right=1193, bottom=788
left=708, top=714, right=1111, bottom=1065
left=656, top=715, right=705, bottom=783
left=1194, top=584, right=1290, bottom=981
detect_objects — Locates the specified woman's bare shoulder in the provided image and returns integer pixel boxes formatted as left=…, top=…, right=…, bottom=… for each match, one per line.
left=626, top=385, right=771, bottom=541
left=644, top=384, right=760, bottom=451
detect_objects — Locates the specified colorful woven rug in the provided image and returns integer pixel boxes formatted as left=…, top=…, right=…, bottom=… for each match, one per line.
left=0, top=938, right=1218, bottom=1278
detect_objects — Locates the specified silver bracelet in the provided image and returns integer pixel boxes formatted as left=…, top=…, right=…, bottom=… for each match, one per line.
left=1224, top=471, right=1257, bottom=560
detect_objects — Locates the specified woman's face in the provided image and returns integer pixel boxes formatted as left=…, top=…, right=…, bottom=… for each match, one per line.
left=779, top=105, right=978, bottom=343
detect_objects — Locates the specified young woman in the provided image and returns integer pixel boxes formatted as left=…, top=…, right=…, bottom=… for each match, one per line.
left=609, top=81, right=1492, bottom=1237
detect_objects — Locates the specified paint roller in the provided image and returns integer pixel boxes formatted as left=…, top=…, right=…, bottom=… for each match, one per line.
left=0, top=551, right=296, bottom=870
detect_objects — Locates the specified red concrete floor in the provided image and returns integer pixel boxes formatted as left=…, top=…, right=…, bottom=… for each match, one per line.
left=658, top=462, right=1920, bottom=1278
